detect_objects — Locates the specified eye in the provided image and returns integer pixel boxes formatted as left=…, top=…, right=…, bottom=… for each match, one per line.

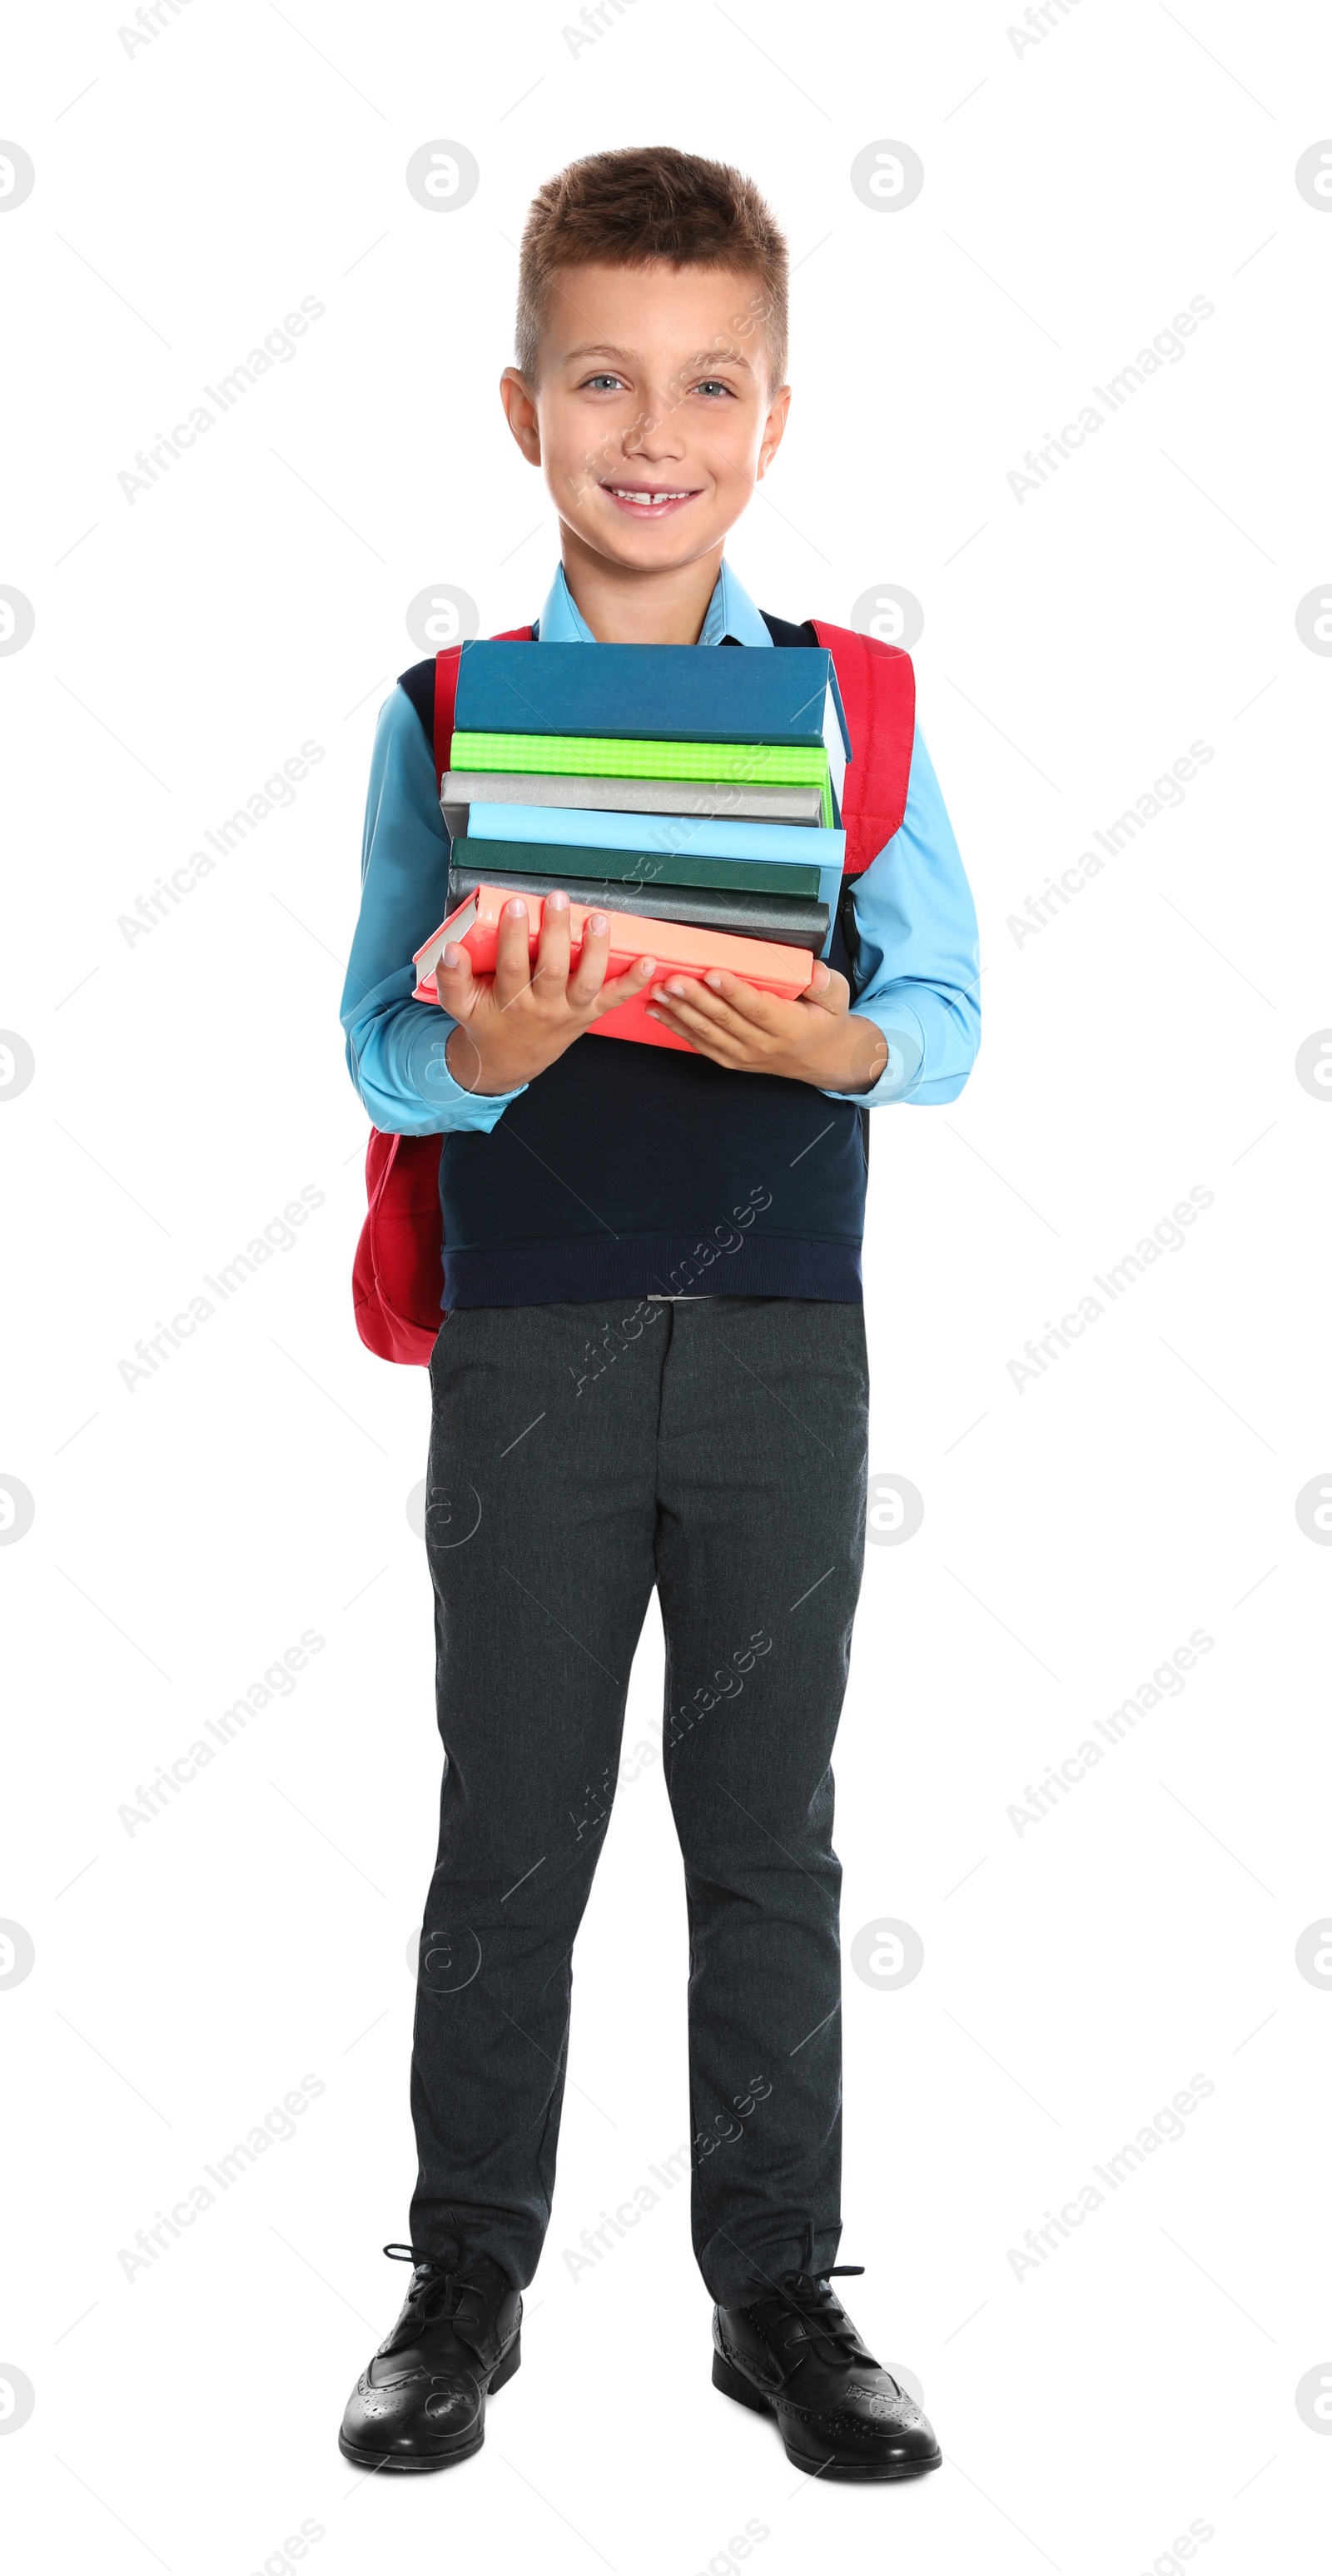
left=581, top=372, right=626, bottom=392
left=694, top=378, right=737, bottom=399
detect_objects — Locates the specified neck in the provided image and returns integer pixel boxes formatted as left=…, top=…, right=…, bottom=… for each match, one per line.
left=557, top=530, right=725, bottom=644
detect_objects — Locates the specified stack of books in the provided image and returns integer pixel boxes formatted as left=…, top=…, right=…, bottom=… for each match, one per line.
left=412, top=639, right=852, bottom=1052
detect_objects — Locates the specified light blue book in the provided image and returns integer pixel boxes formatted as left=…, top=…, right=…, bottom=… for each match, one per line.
left=465, top=799, right=847, bottom=918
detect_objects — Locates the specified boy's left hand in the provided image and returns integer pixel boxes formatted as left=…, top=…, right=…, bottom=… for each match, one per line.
left=646, top=962, right=889, bottom=1093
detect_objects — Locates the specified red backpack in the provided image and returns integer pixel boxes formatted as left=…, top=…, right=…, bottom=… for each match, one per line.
left=352, top=621, right=916, bottom=1363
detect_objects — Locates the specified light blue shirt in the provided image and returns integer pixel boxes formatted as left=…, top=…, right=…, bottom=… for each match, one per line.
left=340, top=563, right=981, bottom=1134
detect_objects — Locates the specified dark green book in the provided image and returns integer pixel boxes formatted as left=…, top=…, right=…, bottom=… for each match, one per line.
left=449, top=834, right=823, bottom=903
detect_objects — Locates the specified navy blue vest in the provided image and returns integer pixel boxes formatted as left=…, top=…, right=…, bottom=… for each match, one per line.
left=399, top=617, right=871, bottom=1309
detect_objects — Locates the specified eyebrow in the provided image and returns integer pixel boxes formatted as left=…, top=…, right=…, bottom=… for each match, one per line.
left=561, top=341, right=753, bottom=373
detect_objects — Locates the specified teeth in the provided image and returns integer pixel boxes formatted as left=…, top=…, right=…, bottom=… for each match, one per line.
left=610, top=488, right=688, bottom=505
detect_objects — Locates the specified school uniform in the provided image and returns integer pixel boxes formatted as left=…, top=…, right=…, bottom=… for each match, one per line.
left=339, top=562, right=979, bottom=2311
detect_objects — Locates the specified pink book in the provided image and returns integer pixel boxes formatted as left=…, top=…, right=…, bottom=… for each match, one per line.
left=412, top=883, right=814, bottom=1053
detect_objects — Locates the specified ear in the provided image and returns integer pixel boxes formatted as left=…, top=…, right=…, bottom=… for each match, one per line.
left=500, top=367, right=542, bottom=466
left=756, top=382, right=791, bottom=482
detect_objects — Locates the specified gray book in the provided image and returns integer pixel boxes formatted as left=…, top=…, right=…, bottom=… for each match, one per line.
left=446, top=863, right=830, bottom=956
left=440, top=769, right=823, bottom=835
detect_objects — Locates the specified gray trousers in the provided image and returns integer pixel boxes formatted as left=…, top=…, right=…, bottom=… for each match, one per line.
left=410, top=1293, right=870, bottom=2307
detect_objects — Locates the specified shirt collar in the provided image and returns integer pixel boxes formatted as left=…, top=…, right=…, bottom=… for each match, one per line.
left=533, top=559, right=773, bottom=647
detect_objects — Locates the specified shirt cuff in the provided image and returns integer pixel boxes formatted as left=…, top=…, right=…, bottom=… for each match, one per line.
left=818, top=1007, right=926, bottom=1106
left=405, top=1008, right=529, bottom=1131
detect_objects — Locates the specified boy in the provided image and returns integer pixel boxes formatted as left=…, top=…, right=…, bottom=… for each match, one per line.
left=338, top=146, right=979, bottom=2483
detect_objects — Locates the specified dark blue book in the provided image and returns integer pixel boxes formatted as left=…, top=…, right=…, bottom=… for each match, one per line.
left=452, top=639, right=850, bottom=793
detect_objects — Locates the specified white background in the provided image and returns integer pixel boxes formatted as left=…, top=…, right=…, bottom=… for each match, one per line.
left=2, top=3, right=1330, bottom=2570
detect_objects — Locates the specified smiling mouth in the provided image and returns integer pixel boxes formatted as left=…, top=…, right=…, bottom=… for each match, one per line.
left=600, top=483, right=700, bottom=512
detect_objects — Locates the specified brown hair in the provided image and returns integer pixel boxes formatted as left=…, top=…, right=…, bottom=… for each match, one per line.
left=514, top=146, right=788, bottom=389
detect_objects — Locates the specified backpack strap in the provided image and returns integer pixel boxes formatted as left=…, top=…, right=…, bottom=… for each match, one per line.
left=432, top=647, right=461, bottom=788
left=435, top=626, right=534, bottom=789
left=808, top=621, right=916, bottom=877
left=397, top=627, right=535, bottom=793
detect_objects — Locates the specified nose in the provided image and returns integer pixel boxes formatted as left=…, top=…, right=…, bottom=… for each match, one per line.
left=620, top=395, right=687, bottom=463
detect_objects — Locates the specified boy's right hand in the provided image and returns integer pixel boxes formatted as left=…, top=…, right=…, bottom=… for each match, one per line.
left=439, top=892, right=660, bottom=1096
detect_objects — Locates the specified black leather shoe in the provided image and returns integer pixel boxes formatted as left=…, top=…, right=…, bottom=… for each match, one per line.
left=339, top=2244, right=522, bottom=2473
left=713, top=2265, right=941, bottom=2480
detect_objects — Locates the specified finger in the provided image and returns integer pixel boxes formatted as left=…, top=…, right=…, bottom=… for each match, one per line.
left=798, top=960, right=849, bottom=1017
left=587, top=949, right=660, bottom=1019
left=565, top=908, right=612, bottom=1007
left=697, top=968, right=823, bottom=1034
left=432, top=937, right=483, bottom=1022
left=679, top=963, right=848, bottom=1029
left=649, top=972, right=769, bottom=1039
left=644, top=1000, right=728, bottom=1060
left=645, top=986, right=748, bottom=1047
left=491, top=897, right=535, bottom=1007
left=532, top=887, right=572, bottom=998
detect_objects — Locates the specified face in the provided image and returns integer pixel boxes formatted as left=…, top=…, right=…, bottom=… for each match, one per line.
left=500, top=261, right=789, bottom=575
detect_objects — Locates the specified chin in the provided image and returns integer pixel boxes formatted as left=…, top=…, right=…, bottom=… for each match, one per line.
left=597, top=510, right=719, bottom=567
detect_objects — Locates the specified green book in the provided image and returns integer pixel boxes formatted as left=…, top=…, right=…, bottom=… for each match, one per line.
left=450, top=729, right=834, bottom=826
left=450, top=835, right=823, bottom=901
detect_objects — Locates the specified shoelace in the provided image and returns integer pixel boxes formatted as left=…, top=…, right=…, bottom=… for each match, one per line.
left=753, top=2264, right=869, bottom=2366
left=382, top=2240, right=488, bottom=2328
